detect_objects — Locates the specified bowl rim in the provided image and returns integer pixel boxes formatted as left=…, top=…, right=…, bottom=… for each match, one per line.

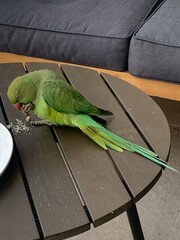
left=0, top=123, right=13, bottom=177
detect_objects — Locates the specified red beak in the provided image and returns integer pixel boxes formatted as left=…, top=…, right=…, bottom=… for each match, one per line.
left=13, top=103, right=22, bottom=110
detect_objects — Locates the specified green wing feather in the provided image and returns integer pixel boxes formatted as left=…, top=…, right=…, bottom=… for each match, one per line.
left=42, top=79, right=111, bottom=115
left=76, top=115, right=180, bottom=174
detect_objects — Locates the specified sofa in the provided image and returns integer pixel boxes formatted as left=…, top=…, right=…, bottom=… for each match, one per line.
left=0, top=0, right=179, bottom=84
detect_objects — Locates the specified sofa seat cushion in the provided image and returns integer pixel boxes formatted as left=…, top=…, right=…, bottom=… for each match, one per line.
left=129, top=0, right=180, bottom=83
left=0, top=0, right=158, bottom=70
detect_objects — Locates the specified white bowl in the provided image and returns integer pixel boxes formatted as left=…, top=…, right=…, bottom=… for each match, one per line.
left=0, top=123, right=13, bottom=176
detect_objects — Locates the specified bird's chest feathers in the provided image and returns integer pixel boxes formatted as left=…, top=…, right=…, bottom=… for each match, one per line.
left=33, top=97, right=50, bottom=119
left=33, top=97, right=73, bottom=125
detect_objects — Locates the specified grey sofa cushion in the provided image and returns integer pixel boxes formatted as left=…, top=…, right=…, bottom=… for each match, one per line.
left=129, top=0, right=180, bottom=83
left=0, top=0, right=158, bottom=70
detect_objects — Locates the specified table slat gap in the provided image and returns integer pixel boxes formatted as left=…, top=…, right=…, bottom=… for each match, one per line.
left=0, top=95, right=9, bottom=125
left=61, top=64, right=165, bottom=201
left=55, top=139, right=94, bottom=225
left=0, top=63, right=45, bottom=238
left=0, top=63, right=40, bottom=240
left=55, top=137, right=86, bottom=207
left=18, top=62, right=91, bottom=239
left=102, top=74, right=160, bottom=154
left=101, top=73, right=170, bottom=160
left=24, top=63, right=132, bottom=224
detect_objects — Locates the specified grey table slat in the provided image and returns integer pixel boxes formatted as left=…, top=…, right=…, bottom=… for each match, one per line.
left=55, top=126, right=132, bottom=227
left=101, top=73, right=170, bottom=200
left=25, top=62, right=64, bottom=77
left=25, top=62, right=132, bottom=227
left=0, top=65, right=39, bottom=240
left=0, top=63, right=90, bottom=240
left=61, top=65, right=165, bottom=201
left=101, top=73, right=170, bottom=160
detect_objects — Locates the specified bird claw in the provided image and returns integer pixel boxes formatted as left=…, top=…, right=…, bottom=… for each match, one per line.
left=21, top=103, right=33, bottom=124
left=21, top=103, right=34, bottom=114
left=29, top=120, right=53, bottom=126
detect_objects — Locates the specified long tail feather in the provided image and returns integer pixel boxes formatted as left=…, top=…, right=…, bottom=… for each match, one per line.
left=76, top=115, right=179, bottom=174
left=81, top=125, right=123, bottom=152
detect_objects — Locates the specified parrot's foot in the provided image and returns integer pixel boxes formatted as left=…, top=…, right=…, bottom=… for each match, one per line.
left=21, top=103, right=34, bottom=114
left=29, top=120, right=53, bottom=127
left=21, top=103, right=33, bottom=123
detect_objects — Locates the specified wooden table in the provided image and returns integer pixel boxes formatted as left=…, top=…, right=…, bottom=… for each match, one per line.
left=0, top=62, right=170, bottom=240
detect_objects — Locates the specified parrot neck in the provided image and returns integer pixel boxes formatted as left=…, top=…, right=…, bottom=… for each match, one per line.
left=26, top=72, right=42, bottom=86
left=24, top=72, right=42, bottom=96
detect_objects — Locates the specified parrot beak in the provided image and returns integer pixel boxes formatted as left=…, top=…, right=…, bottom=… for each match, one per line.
left=13, top=103, right=22, bottom=110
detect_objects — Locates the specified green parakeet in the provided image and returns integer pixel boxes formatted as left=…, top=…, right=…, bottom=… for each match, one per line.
left=7, top=69, right=179, bottom=173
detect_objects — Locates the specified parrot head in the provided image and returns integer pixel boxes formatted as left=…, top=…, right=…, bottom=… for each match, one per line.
left=7, top=76, right=36, bottom=110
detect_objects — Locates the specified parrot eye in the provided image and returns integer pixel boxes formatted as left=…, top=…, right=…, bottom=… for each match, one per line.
left=16, top=95, right=20, bottom=99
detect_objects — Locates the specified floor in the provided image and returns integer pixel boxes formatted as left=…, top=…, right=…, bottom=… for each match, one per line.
left=68, top=97, right=180, bottom=240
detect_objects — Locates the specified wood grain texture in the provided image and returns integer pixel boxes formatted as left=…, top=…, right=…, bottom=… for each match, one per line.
left=25, top=62, right=132, bottom=227
left=0, top=52, right=179, bottom=101
left=0, top=63, right=90, bottom=240
left=0, top=65, right=39, bottom=240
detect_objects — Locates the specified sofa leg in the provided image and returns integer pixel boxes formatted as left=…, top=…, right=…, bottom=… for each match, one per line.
left=126, top=202, right=145, bottom=240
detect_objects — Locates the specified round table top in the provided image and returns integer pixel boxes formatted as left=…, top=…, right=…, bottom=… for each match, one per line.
left=0, top=62, right=170, bottom=240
